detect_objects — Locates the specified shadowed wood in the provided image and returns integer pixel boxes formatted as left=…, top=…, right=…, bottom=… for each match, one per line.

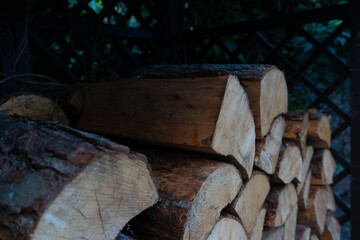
left=310, top=150, right=336, bottom=185
left=249, top=208, right=266, bottom=240
left=297, top=186, right=328, bottom=235
left=299, top=145, right=314, bottom=183
left=283, top=110, right=309, bottom=156
left=272, top=141, right=302, bottom=184
left=318, top=213, right=340, bottom=240
left=225, top=171, right=270, bottom=234
left=77, top=75, right=255, bottom=178
left=0, top=93, right=69, bottom=124
left=206, top=214, right=247, bottom=240
left=255, top=115, right=285, bottom=174
left=128, top=150, right=242, bottom=240
left=307, top=113, right=331, bottom=149
left=297, top=170, right=312, bottom=210
left=262, top=226, right=284, bottom=240
left=295, top=225, right=311, bottom=240
left=0, top=114, right=158, bottom=240
left=132, top=64, right=288, bottom=138
left=264, top=183, right=298, bottom=227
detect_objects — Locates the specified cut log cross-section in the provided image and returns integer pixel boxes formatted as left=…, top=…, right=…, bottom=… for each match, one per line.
left=297, top=186, right=328, bottom=235
left=225, top=171, right=270, bottom=234
left=295, top=225, right=311, bottom=240
left=0, top=93, right=69, bottom=124
left=307, top=112, right=331, bottom=149
left=297, top=170, right=312, bottom=210
left=132, top=64, right=288, bottom=139
left=299, top=145, right=314, bottom=183
left=264, top=183, right=298, bottom=227
left=255, top=115, right=285, bottom=174
left=128, top=150, right=242, bottom=240
left=249, top=208, right=266, bottom=240
left=206, top=214, right=247, bottom=240
left=272, top=141, right=303, bottom=184
left=319, top=213, right=341, bottom=240
left=0, top=114, right=158, bottom=240
left=283, top=110, right=309, bottom=156
left=310, top=149, right=336, bottom=185
left=77, top=73, right=255, bottom=178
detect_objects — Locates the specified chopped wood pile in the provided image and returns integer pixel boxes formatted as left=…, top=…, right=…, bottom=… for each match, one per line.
left=0, top=64, right=340, bottom=240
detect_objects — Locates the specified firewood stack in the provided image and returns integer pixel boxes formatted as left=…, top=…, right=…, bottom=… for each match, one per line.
left=0, top=64, right=341, bottom=240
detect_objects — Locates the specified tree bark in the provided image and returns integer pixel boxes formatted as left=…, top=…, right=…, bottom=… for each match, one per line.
left=0, top=114, right=158, bottom=240
left=131, top=64, right=288, bottom=139
left=128, top=149, right=242, bottom=240
left=254, top=115, right=285, bottom=174
left=307, top=113, right=331, bottom=149
left=206, top=214, right=247, bottom=240
left=310, top=150, right=336, bottom=185
left=77, top=74, right=255, bottom=178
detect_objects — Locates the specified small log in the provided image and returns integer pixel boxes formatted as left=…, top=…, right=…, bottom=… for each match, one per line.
left=128, top=150, right=242, bottom=240
left=132, top=64, right=288, bottom=138
left=297, top=186, right=328, bottom=235
left=225, top=171, right=270, bottom=234
left=283, top=110, right=309, bottom=156
left=254, top=115, right=285, bottom=174
left=77, top=74, right=255, bottom=178
left=299, top=145, right=314, bottom=183
left=310, top=150, right=336, bottom=185
left=318, top=213, right=340, bottom=240
left=271, top=141, right=302, bottom=184
left=249, top=208, right=266, bottom=240
left=325, top=185, right=336, bottom=211
left=0, top=93, right=69, bottom=124
left=206, top=214, right=247, bottom=240
left=264, top=183, right=298, bottom=227
left=295, top=225, right=311, bottom=240
left=307, top=113, right=331, bottom=149
left=284, top=204, right=298, bottom=240
left=0, top=114, right=158, bottom=240
left=297, top=170, right=312, bottom=210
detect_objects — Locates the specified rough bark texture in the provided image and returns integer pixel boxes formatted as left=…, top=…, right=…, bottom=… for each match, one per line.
left=254, top=115, right=285, bottom=174
left=77, top=75, right=255, bottom=178
left=283, top=110, right=309, bottom=156
left=0, top=114, right=158, bottom=240
left=0, top=93, right=69, bottom=124
left=307, top=113, right=331, bottom=149
left=248, top=208, right=266, bottom=240
left=310, top=150, right=336, bottom=185
left=128, top=149, right=242, bottom=240
left=297, top=186, right=328, bottom=235
left=318, top=213, right=340, bottom=240
left=225, top=171, right=270, bottom=234
left=206, top=214, right=247, bottom=240
left=132, top=64, right=288, bottom=138
left=264, top=183, right=298, bottom=227
left=297, top=170, right=312, bottom=210
left=271, top=141, right=302, bottom=184
left=295, top=225, right=311, bottom=240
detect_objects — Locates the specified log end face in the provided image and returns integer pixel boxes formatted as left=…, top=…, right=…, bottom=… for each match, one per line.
left=206, top=215, right=247, bottom=240
left=314, top=188, right=328, bottom=234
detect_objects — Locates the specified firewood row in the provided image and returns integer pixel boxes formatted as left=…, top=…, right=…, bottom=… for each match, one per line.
left=0, top=64, right=340, bottom=240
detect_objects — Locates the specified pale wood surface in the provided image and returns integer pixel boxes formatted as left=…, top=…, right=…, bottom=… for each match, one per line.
left=307, top=113, right=331, bottom=149
left=295, top=225, right=311, bottom=240
left=225, top=171, right=270, bottom=234
left=77, top=75, right=255, bottom=178
left=299, top=145, right=314, bottom=183
left=326, top=185, right=336, bottom=211
left=318, top=213, right=340, bottom=240
left=0, top=93, right=69, bottom=124
left=255, top=115, right=285, bottom=174
left=206, top=214, right=247, bottom=240
left=249, top=208, right=266, bottom=240
left=310, top=150, right=336, bottom=185
left=284, top=204, right=298, bottom=240
left=264, top=183, right=298, bottom=227
left=262, top=227, right=284, bottom=240
left=298, top=170, right=312, bottom=210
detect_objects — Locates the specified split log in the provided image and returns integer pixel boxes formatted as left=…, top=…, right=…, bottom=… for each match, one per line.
left=132, top=64, right=288, bottom=138
left=311, top=235, right=320, bottom=240
left=0, top=93, right=69, bottom=124
left=77, top=74, right=255, bottom=178
left=225, top=171, right=270, bottom=234
left=310, top=150, right=336, bottom=185
left=326, top=185, right=336, bottom=211
left=295, top=225, right=311, bottom=240
left=0, top=114, right=158, bottom=240
left=299, top=145, right=314, bottom=183
left=307, top=113, right=331, bottom=149
left=271, top=141, right=302, bottom=184
left=318, top=213, right=340, bottom=240
left=297, top=170, right=312, bottom=210
left=128, top=150, right=242, bottom=240
left=283, top=110, right=309, bottom=155
left=249, top=208, right=266, bottom=240
left=262, top=227, right=284, bottom=240
left=297, top=186, right=328, bottom=235
left=284, top=204, right=298, bottom=240
left=254, top=115, right=285, bottom=174
left=264, top=183, right=298, bottom=227
left=206, top=214, right=247, bottom=240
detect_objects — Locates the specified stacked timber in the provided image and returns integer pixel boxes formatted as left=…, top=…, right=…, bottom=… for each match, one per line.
left=0, top=64, right=341, bottom=240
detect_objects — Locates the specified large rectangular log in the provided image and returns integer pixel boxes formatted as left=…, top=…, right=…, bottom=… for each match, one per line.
left=0, top=114, right=158, bottom=240
left=77, top=73, right=255, bottom=178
